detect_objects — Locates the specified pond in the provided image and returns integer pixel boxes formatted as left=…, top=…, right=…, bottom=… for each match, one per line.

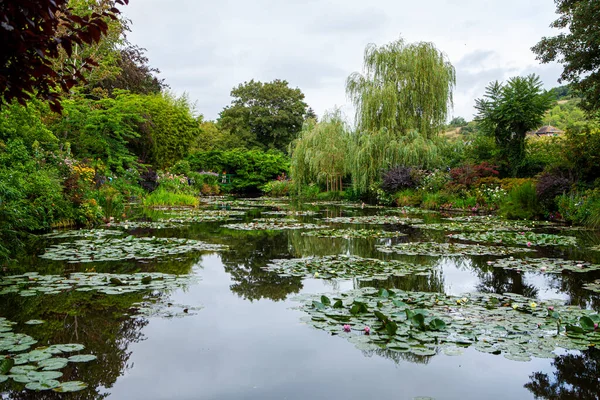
left=1, top=198, right=600, bottom=399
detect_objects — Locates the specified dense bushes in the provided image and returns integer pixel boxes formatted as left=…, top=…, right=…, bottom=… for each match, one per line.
left=381, top=166, right=418, bottom=193
left=187, top=150, right=289, bottom=193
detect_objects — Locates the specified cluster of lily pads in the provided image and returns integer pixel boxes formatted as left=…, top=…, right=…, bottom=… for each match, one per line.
left=323, top=216, right=423, bottom=225
left=0, top=318, right=94, bottom=392
left=39, top=236, right=226, bottom=263
left=261, top=210, right=319, bottom=216
left=382, top=207, right=437, bottom=215
left=452, top=231, right=578, bottom=247
left=43, top=229, right=124, bottom=239
left=0, top=272, right=197, bottom=297
left=486, top=257, right=600, bottom=274
left=296, top=288, right=600, bottom=360
left=411, top=221, right=536, bottom=233
left=264, top=255, right=432, bottom=280
left=223, top=220, right=328, bottom=231
left=376, top=242, right=535, bottom=256
left=301, top=229, right=407, bottom=239
left=582, top=280, right=600, bottom=293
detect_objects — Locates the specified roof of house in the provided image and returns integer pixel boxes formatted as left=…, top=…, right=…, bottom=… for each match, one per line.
left=535, top=125, right=564, bottom=135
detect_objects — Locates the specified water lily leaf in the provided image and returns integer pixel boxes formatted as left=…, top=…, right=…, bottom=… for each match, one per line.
left=429, top=319, right=447, bottom=331
left=24, top=320, right=45, bottom=325
left=320, top=296, right=331, bottom=306
left=11, top=374, right=32, bottom=383
left=49, top=344, right=85, bottom=353
left=53, top=381, right=88, bottom=393
left=25, top=380, right=60, bottom=391
left=333, top=300, right=343, bottom=309
left=27, top=370, right=63, bottom=381
left=68, top=354, right=97, bottom=363
left=312, top=301, right=326, bottom=310
left=579, top=316, right=596, bottom=331
left=37, top=358, right=68, bottom=370
left=0, top=375, right=8, bottom=383
left=27, top=350, right=52, bottom=362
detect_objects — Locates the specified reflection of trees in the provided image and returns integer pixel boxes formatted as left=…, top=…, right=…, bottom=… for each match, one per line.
left=524, top=348, right=600, bottom=400
left=545, top=271, right=600, bottom=309
left=361, top=347, right=435, bottom=365
left=0, top=291, right=149, bottom=399
left=219, top=230, right=303, bottom=302
left=357, top=268, right=445, bottom=293
left=470, top=257, right=539, bottom=298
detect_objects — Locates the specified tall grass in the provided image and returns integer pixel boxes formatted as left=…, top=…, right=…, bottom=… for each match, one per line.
left=143, top=189, right=199, bottom=207
left=499, top=181, right=540, bottom=220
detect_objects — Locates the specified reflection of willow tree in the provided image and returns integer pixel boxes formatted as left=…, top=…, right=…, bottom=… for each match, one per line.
left=219, top=230, right=303, bottom=301
left=470, top=257, right=539, bottom=298
left=357, top=268, right=444, bottom=293
left=361, top=348, right=435, bottom=365
left=287, top=230, right=394, bottom=259
left=0, top=290, right=150, bottom=400
left=545, top=271, right=600, bottom=309
left=524, top=348, right=600, bottom=400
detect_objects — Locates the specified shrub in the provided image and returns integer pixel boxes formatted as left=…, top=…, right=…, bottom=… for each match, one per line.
left=393, top=189, right=421, bottom=207
left=449, top=162, right=499, bottom=189
left=139, top=167, right=159, bottom=192
left=261, top=180, right=293, bottom=197
left=143, top=189, right=199, bottom=207
left=536, top=171, right=573, bottom=211
left=557, top=189, right=600, bottom=227
left=499, top=181, right=541, bottom=220
left=381, top=166, right=417, bottom=193
left=419, top=170, right=451, bottom=192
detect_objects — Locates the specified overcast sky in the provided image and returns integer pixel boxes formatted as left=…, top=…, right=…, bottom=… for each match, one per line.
left=122, top=0, right=562, bottom=123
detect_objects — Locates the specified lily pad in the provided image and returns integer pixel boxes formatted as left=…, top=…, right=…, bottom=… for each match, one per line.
left=223, top=220, right=328, bottom=231
left=53, top=381, right=88, bottom=393
left=301, top=229, right=406, bottom=239
left=25, top=380, right=61, bottom=391
left=67, top=354, right=97, bottom=363
left=24, top=320, right=45, bottom=325
left=452, top=231, right=577, bottom=247
left=265, top=255, right=433, bottom=280
left=323, top=216, right=423, bottom=225
left=487, top=258, right=600, bottom=274
left=376, top=242, right=535, bottom=256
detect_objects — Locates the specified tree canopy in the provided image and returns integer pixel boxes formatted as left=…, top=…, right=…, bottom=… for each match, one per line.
left=475, top=74, right=554, bottom=176
left=0, top=0, right=128, bottom=112
left=346, top=38, right=456, bottom=139
left=532, top=0, right=600, bottom=114
left=218, top=79, right=308, bottom=152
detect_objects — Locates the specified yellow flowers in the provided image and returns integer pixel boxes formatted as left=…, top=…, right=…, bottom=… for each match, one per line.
left=530, top=302, right=537, bottom=308
left=456, top=297, right=469, bottom=305
left=314, top=272, right=319, bottom=278
left=512, top=304, right=519, bottom=310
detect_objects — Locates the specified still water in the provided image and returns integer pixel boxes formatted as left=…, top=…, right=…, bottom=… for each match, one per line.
left=1, top=200, right=599, bottom=399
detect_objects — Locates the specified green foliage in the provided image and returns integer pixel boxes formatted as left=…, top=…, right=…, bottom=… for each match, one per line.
left=557, top=189, right=600, bottom=228
left=218, top=79, right=308, bottom=152
left=499, top=181, right=541, bottom=220
left=475, top=75, right=554, bottom=177
left=350, top=130, right=446, bottom=194
left=448, top=116, right=467, bottom=128
left=261, top=180, right=293, bottom=197
left=187, top=150, right=289, bottom=193
left=0, top=101, right=57, bottom=149
left=143, top=189, right=199, bottom=207
left=346, top=38, right=456, bottom=139
left=290, top=110, right=350, bottom=192
left=532, top=1, right=600, bottom=113
left=543, top=99, right=587, bottom=131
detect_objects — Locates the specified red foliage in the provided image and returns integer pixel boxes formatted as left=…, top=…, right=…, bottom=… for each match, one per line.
left=0, top=0, right=128, bottom=112
left=449, top=162, right=499, bottom=188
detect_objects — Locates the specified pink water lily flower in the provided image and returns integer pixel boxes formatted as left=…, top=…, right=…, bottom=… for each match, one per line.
left=548, top=306, right=554, bottom=311
left=595, top=323, right=598, bottom=330
left=527, top=242, right=532, bottom=247
left=364, top=326, right=371, bottom=334
left=343, top=325, right=351, bottom=332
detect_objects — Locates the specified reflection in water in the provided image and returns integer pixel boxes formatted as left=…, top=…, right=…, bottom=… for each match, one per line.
left=470, top=257, right=540, bottom=298
left=219, top=230, right=303, bottom=301
left=357, top=268, right=445, bottom=293
left=362, top=348, right=435, bottom=365
left=524, top=348, right=600, bottom=400
left=0, top=291, right=149, bottom=399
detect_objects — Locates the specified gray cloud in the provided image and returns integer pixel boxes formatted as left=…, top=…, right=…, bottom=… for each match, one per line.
left=122, top=0, right=563, bottom=122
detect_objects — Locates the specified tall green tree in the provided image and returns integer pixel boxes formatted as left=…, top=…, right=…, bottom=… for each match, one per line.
left=290, top=110, right=351, bottom=192
left=532, top=0, right=600, bottom=114
left=218, top=79, right=308, bottom=152
left=475, top=74, right=554, bottom=177
left=346, top=38, right=456, bottom=139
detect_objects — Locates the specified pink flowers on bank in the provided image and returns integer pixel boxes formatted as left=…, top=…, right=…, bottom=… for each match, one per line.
left=343, top=325, right=351, bottom=332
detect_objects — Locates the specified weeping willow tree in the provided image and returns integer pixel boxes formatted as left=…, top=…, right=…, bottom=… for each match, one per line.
left=290, top=110, right=351, bottom=192
left=346, top=38, right=456, bottom=193
left=349, top=130, right=446, bottom=192
left=347, top=38, right=455, bottom=138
